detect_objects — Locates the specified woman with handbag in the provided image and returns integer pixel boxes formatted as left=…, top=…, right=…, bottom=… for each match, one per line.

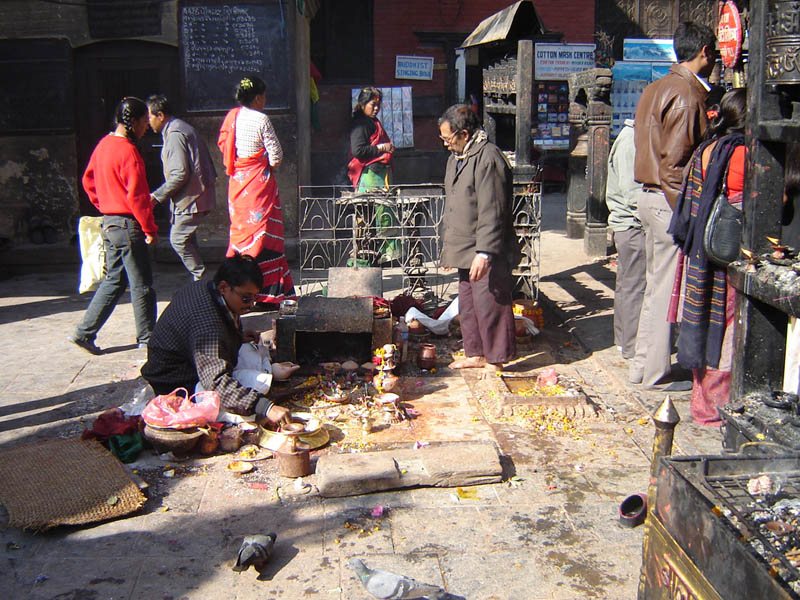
left=668, top=89, right=746, bottom=425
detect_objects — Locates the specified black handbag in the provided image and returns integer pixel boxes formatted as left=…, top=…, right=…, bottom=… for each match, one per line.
left=703, top=159, right=743, bottom=267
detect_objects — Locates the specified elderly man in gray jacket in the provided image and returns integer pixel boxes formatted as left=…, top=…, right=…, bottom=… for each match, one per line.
left=438, top=104, right=516, bottom=372
left=606, top=118, right=644, bottom=360
left=147, top=94, right=216, bottom=281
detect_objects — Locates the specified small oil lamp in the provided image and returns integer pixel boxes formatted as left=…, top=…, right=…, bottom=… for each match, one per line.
left=766, top=235, right=789, bottom=260
left=741, top=248, right=760, bottom=272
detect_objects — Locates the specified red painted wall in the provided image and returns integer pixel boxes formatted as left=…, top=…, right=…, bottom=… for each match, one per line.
left=313, top=0, right=594, bottom=157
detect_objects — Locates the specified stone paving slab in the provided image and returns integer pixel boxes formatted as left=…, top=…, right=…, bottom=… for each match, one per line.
left=316, top=441, right=503, bottom=497
left=0, top=212, right=731, bottom=599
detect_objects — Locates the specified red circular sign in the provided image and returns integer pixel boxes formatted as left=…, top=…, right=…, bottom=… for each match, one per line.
left=718, top=0, right=743, bottom=68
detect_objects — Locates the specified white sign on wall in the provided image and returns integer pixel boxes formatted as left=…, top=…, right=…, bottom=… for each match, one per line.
left=395, top=55, right=434, bottom=80
left=534, top=43, right=596, bottom=81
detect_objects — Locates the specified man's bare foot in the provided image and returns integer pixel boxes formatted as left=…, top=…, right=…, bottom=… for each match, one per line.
left=486, top=363, right=504, bottom=373
left=448, top=356, right=486, bottom=369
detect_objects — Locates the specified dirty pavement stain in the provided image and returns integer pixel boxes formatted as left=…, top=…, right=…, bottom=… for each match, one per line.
left=546, top=549, right=622, bottom=597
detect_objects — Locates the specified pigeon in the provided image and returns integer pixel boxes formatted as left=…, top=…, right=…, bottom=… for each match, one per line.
left=348, top=558, right=446, bottom=599
left=232, top=533, right=276, bottom=573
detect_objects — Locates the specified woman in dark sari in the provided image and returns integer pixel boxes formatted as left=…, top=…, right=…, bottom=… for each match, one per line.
left=217, top=75, right=295, bottom=306
left=669, top=89, right=746, bottom=425
left=347, top=87, right=399, bottom=263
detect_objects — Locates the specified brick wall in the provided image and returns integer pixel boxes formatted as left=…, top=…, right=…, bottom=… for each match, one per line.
left=312, top=0, right=595, bottom=184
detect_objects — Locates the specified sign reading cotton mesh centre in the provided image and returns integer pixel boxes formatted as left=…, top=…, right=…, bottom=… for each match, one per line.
left=534, top=43, right=596, bottom=81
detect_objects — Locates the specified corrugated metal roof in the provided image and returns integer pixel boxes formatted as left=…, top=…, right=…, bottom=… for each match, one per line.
left=460, top=0, right=548, bottom=49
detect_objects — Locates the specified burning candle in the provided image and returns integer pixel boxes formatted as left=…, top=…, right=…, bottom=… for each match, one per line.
left=741, top=248, right=760, bottom=272
left=766, top=236, right=789, bottom=260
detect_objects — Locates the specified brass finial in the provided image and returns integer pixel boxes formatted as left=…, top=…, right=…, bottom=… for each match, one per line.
left=652, top=394, right=680, bottom=426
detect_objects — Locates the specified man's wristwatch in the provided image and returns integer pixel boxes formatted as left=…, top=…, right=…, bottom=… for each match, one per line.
left=476, top=252, right=490, bottom=261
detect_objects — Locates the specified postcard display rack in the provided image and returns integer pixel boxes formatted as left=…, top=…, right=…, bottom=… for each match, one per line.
left=610, top=39, right=676, bottom=136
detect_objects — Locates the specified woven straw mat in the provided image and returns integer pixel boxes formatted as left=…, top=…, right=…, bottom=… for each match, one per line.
left=0, top=438, right=146, bottom=531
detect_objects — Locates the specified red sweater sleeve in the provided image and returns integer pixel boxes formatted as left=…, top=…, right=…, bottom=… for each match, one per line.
left=81, top=153, right=102, bottom=212
left=727, top=145, right=746, bottom=194
left=123, top=151, right=158, bottom=235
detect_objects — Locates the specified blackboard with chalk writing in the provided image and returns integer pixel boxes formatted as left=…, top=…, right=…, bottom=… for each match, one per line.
left=180, top=1, right=290, bottom=112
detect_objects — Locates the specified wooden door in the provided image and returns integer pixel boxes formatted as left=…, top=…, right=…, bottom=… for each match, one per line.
left=74, top=41, right=178, bottom=220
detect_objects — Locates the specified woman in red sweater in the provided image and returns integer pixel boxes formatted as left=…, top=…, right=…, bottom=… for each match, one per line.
left=70, top=97, right=159, bottom=354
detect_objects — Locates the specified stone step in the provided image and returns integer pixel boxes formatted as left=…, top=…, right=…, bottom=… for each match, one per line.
left=316, top=440, right=503, bottom=497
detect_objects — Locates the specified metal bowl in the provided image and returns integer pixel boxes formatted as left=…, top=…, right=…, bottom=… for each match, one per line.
left=142, top=424, right=204, bottom=453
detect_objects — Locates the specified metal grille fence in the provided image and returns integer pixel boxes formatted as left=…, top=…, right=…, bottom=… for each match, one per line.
left=298, top=181, right=540, bottom=303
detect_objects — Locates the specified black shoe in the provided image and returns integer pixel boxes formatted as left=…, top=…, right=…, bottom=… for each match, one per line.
left=68, top=335, right=102, bottom=355
left=661, top=380, right=693, bottom=392
left=644, top=379, right=692, bottom=392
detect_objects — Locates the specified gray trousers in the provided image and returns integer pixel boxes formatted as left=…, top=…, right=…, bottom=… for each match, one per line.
left=171, top=211, right=208, bottom=281
left=613, top=227, right=646, bottom=359
left=629, top=190, right=678, bottom=386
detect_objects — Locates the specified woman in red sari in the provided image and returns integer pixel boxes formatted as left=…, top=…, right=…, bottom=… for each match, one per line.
left=218, top=75, right=295, bottom=306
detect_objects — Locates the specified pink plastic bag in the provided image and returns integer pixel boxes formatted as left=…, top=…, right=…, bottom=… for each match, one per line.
left=536, top=367, right=558, bottom=388
left=141, top=388, right=220, bottom=429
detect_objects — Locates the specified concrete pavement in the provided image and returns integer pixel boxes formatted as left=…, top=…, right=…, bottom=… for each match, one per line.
left=0, top=193, right=723, bottom=599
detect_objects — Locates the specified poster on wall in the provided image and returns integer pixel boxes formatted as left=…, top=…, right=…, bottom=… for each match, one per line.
left=534, top=43, right=596, bottom=81
left=351, top=87, right=414, bottom=148
left=622, top=39, right=677, bottom=62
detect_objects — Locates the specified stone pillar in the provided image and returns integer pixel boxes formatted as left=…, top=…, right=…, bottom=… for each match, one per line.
left=565, top=75, right=588, bottom=239
left=584, top=68, right=612, bottom=257
left=515, top=40, right=534, bottom=167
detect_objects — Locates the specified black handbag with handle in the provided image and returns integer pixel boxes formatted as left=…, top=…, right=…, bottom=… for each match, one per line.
left=703, top=159, right=743, bottom=267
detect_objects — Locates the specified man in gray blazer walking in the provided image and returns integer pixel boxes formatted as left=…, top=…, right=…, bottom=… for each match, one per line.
left=147, top=95, right=217, bottom=280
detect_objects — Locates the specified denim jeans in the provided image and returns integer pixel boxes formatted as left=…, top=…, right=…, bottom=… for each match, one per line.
left=75, top=215, right=156, bottom=345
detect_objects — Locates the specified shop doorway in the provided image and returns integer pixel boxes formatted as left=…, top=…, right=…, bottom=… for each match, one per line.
left=74, top=41, right=178, bottom=225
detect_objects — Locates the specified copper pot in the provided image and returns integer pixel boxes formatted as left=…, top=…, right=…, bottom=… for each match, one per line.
left=377, top=371, right=399, bottom=392
left=417, top=344, right=437, bottom=370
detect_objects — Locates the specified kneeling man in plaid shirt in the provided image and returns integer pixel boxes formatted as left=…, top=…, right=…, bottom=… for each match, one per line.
left=142, top=254, right=291, bottom=425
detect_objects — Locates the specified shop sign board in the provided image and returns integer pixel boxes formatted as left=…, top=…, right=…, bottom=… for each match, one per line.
left=718, top=0, right=742, bottom=68
left=534, top=43, right=596, bottom=80
left=395, top=55, right=434, bottom=80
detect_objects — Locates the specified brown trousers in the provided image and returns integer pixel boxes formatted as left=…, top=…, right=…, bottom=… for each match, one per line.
left=458, top=259, right=516, bottom=364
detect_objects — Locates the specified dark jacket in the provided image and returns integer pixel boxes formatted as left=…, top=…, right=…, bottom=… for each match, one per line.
left=633, top=63, right=709, bottom=209
left=141, top=281, right=272, bottom=417
left=441, top=138, right=515, bottom=269
left=152, top=117, right=217, bottom=214
left=350, top=112, right=383, bottom=162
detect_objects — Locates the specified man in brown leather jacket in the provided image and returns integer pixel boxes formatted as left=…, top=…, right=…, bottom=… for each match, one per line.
left=630, top=22, right=716, bottom=390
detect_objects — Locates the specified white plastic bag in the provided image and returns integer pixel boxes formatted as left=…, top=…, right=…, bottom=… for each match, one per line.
left=404, top=297, right=459, bottom=336
left=78, top=216, right=105, bottom=293
left=232, top=342, right=273, bottom=394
